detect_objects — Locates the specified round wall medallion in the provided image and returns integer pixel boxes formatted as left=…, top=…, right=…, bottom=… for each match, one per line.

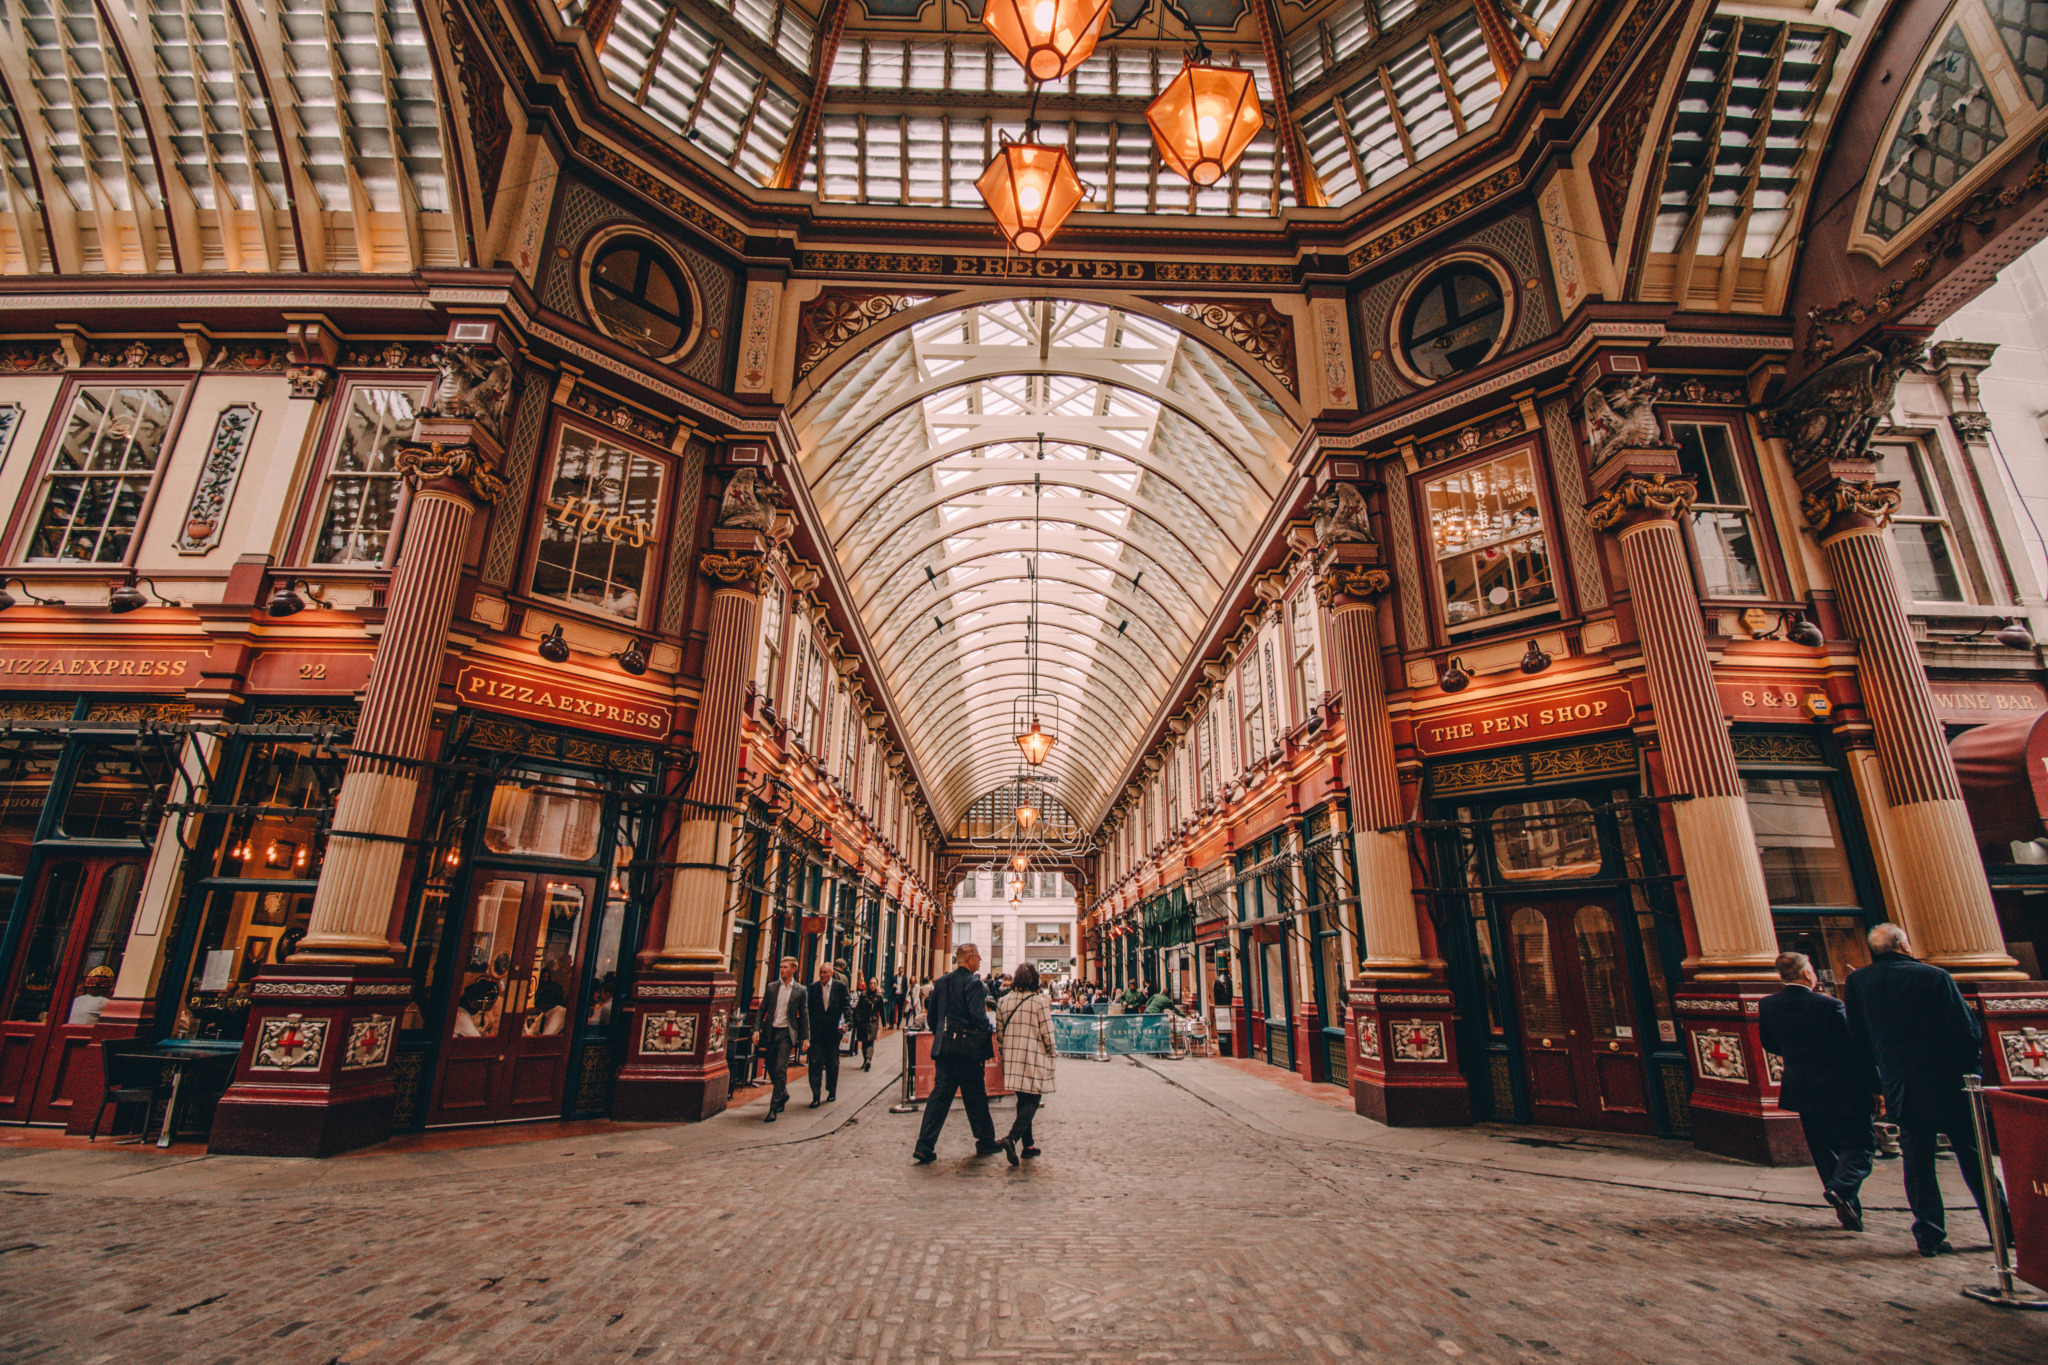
left=577, top=225, right=704, bottom=364
left=1388, top=254, right=1515, bottom=386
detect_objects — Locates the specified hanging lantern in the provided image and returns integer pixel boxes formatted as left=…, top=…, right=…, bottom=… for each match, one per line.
left=977, top=141, right=1085, bottom=254
left=1147, top=62, right=1265, bottom=186
left=1015, top=717, right=1055, bottom=765
left=1012, top=854, right=1030, bottom=871
left=983, top=0, right=1114, bottom=82
left=1015, top=800, right=1040, bottom=831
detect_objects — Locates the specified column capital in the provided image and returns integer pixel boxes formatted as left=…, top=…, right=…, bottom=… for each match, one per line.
left=1799, top=476, right=1902, bottom=539
left=394, top=441, right=505, bottom=504
left=1315, top=564, right=1392, bottom=609
left=1587, top=472, right=1697, bottom=534
left=699, top=549, right=768, bottom=591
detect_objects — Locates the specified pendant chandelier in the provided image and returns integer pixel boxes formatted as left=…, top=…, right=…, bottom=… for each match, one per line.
left=1147, top=59, right=1265, bottom=185
left=983, top=0, right=1116, bottom=82
left=1011, top=438, right=1062, bottom=760
left=977, top=139, right=1085, bottom=254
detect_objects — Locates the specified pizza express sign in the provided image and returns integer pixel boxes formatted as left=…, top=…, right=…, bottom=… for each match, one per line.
left=1412, top=684, right=1633, bottom=756
left=454, top=662, right=670, bottom=742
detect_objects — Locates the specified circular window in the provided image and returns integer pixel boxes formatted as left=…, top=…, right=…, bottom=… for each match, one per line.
left=583, top=231, right=700, bottom=362
left=1398, top=263, right=1508, bottom=382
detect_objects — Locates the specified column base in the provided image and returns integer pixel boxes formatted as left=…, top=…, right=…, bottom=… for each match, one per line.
left=1675, top=984, right=1805, bottom=1166
left=1347, top=979, right=1472, bottom=1128
left=610, top=969, right=736, bottom=1122
left=208, top=963, right=414, bottom=1158
left=1961, top=981, right=2048, bottom=1093
left=1295, top=1005, right=1326, bottom=1084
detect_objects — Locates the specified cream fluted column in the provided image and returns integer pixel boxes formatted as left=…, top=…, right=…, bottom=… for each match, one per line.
left=295, top=443, right=503, bottom=961
left=1804, top=479, right=2020, bottom=976
left=1318, top=556, right=1427, bottom=977
left=1589, top=473, right=1779, bottom=978
left=656, top=535, right=770, bottom=968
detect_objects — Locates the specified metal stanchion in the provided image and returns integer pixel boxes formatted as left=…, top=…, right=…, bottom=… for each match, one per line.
left=1095, top=1015, right=1109, bottom=1063
left=889, top=1028, right=922, bottom=1113
left=1961, top=1075, right=2048, bottom=1310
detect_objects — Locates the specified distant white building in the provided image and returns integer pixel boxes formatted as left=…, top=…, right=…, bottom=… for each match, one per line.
left=950, top=866, right=1078, bottom=980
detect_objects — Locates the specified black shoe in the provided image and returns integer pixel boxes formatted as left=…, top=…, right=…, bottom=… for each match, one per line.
left=827, top=1093, right=836, bottom=1102
left=862, top=1062, right=871, bottom=1071
left=808, top=1098, right=821, bottom=1109
left=912, top=1150, right=936, bottom=1165
left=764, top=1111, right=777, bottom=1123
left=1918, top=1240, right=1954, bottom=1258
left=975, top=1141, right=1005, bottom=1157
left=1022, top=1147, right=1040, bottom=1159
left=1824, top=1190, right=1863, bottom=1232
left=1001, top=1136, right=1019, bottom=1166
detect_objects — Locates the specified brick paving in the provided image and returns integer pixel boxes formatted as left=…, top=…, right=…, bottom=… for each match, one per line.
left=1, top=1058, right=2042, bottom=1365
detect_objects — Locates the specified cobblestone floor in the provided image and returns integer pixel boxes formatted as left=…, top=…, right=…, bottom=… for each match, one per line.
left=1, top=1058, right=2042, bottom=1365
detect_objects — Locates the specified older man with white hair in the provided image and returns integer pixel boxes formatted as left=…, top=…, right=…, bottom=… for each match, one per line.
left=912, top=942, right=1002, bottom=1165
left=1843, top=923, right=2008, bottom=1256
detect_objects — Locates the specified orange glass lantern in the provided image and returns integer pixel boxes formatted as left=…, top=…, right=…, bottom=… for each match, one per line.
left=1014, top=800, right=1040, bottom=831
left=1015, top=717, right=1055, bottom=765
left=976, top=141, right=1085, bottom=253
left=983, top=0, right=1114, bottom=82
left=1147, top=62, right=1265, bottom=186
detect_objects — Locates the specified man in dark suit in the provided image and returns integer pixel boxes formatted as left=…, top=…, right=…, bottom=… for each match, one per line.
left=1759, top=951, right=1880, bottom=1230
left=1844, top=924, right=2008, bottom=1256
left=756, top=956, right=807, bottom=1123
left=807, top=961, right=849, bottom=1107
left=913, top=942, right=1002, bottom=1164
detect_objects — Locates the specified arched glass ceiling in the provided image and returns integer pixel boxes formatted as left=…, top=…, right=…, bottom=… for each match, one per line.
left=793, top=298, right=1299, bottom=830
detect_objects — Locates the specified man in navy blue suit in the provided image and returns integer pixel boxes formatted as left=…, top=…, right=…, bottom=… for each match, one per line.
left=1844, top=924, right=2008, bottom=1257
left=1759, top=951, right=1880, bottom=1230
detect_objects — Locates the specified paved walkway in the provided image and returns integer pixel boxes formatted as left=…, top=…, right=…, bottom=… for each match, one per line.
left=0, top=1054, right=2039, bottom=1364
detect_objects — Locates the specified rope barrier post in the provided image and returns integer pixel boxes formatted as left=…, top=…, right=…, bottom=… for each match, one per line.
left=889, top=1028, right=921, bottom=1114
left=1961, top=1075, right=2048, bottom=1309
left=1095, top=1014, right=1109, bottom=1063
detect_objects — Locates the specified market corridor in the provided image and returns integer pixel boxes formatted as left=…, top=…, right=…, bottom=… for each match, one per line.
left=0, top=1058, right=2037, bottom=1365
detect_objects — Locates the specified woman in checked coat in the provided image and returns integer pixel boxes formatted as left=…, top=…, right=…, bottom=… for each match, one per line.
left=995, top=962, right=1056, bottom=1163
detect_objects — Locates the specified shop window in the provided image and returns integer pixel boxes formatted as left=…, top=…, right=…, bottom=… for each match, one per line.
left=216, top=741, right=337, bottom=881
left=309, top=385, right=427, bottom=565
left=1671, top=422, right=1766, bottom=598
left=1399, top=263, right=1507, bottom=381
left=61, top=741, right=169, bottom=842
left=0, top=735, right=62, bottom=877
left=1773, top=914, right=1873, bottom=992
left=486, top=774, right=603, bottom=862
left=1424, top=448, right=1555, bottom=630
left=23, top=386, right=180, bottom=564
left=1872, top=439, right=1967, bottom=603
left=1574, top=904, right=1632, bottom=1040
left=7, top=863, right=143, bottom=1024
left=584, top=233, right=699, bottom=361
left=1492, top=798, right=1602, bottom=881
left=1743, top=775, right=1859, bottom=906
left=171, top=885, right=315, bottom=1040
left=456, top=879, right=526, bottom=1037
left=532, top=426, right=665, bottom=625
left=1290, top=587, right=1322, bottom=721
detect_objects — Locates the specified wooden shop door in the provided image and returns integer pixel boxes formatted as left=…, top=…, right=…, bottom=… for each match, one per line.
left=426, top=872, right=594, bottom=1126
left=0, top=858, right=145, bottom=1125
left=1503, top=900, right=1654, bottom=1134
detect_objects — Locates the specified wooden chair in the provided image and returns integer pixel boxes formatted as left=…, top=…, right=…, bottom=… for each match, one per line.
left=89, top=1038, right=164, bottom=1142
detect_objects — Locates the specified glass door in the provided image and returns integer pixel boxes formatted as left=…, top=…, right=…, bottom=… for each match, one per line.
left=1503, top=898, right=1653, bottom=1133
left=425, top=871, right=594, bottom=1126
left=0, top=858, right=144, bottom=1124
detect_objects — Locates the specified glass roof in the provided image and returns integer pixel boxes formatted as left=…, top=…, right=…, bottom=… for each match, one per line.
left=793, top=299, right=1298, bottom=828
left=580, top=0, right=1586, bottom=210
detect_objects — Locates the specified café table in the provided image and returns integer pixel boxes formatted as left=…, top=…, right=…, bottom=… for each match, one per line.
left=138, top=1045, right=239, bottom=1148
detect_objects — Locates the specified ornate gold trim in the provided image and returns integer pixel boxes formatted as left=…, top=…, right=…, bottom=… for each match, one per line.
left=1315, top=566, right=1392, bottom=608
left=1587, top=473, right=1697, bottom=532
left=1800, top=478, right=1901, bottom=536
left=700, top=550, right=767, bottom=589
left=394, top=442, right=506, bottom=504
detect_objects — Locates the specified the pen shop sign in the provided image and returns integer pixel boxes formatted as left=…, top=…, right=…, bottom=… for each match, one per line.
left=454, top=661, right=671, bottom=742
left=1412, top=684, right=1634, bottom=756
left=0, top=646, right=208, bottom=691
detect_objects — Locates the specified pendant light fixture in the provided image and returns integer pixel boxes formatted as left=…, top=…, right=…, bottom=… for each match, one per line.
left=1013, top=435, right=1062, bottom=763
left=977, top=139, right=1085, bottom=254
left=1147, top=57, right=1265, bottom=185
left=983, top=0, right=1116, bottom=82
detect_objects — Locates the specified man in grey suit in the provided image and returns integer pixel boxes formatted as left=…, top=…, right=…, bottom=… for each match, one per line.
left=756, top=956, right=807, bottom=1122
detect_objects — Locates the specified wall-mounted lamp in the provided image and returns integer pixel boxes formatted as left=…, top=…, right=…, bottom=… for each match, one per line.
left=0, top=578, right=60, bottom=611
left=1945, top=615, right=2037, bottom=650
left=264, top=578, right=329, bottom=618
left=537, top=624, right=571, bottom=663
left=1520, top=639, right=1552, bottom=675
left=1438, top=657, right=1470, bottom=693
left=612, top=639, right=649, bottom=675
left=108, top=573, right=178, bottom=615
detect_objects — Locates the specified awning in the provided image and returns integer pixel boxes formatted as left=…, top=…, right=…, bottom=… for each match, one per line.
left=1948, top=711, right=2048, bottom=845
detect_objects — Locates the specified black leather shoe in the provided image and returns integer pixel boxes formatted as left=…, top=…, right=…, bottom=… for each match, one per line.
left=1918, top=1240, right=1954, bottom=1258
left=1022, top=1147, right=1040, bottom=1158
left=1824, top=1190, right=1863, bottom=1232
left=975, top=1141, right=1004, bottom=1157
left=764, top=1111, right=777, bottom=1123
left=912, top=1150, right=936, bottom=1164
left=808, top=1098, right=821, bottom=1108
left=1001, top=1136, right=1019, bottom=1166
left=827, top=1093, right=836, bottom=1102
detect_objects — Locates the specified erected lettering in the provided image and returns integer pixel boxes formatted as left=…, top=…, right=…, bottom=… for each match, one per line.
left=0, top=649, right=204, bottom=692
left=1412, top=685, right=1633, bottom=756
left=454, top=663, right=670, bottom=742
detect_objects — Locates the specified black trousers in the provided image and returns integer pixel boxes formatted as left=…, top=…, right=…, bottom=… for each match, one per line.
left=764, top=1033, right=794, bottom=1109
left=1796, top=1107, right=1875, bottom=1212
left=1007, top=1091, right=1042, bottom=1147
left=1898, top=1114, right=2008, bottom=1252
left=914, top=1054, right=995, bottom=1155
left=807, top=1034, right=840, bottom=1100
